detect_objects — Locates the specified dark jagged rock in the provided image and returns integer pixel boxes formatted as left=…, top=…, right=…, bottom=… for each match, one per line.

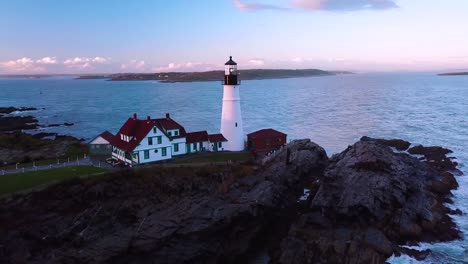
left=0, top=139, right=328, bottom=264
left=396, top=247, right=432, bottom=261
left=277, top=139, right=461, bottom=264
left=47, top=122, right=74, bottom=128
left=0, top=132, right=84, bottom=165
left=0, top=107, right=38, bottom=115
left=0, top=115, right=39, bottom=132
left=408, top=145, right=460, bottom=173
left=361, top=136, right=411, bottom=151
left=31, top=132, right=57, bottom=139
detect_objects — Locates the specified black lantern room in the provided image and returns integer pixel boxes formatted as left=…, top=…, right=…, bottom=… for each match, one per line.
left=224, top=56, right=239, bottom=85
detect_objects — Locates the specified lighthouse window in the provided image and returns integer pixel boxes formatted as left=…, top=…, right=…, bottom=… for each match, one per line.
left=235, top=122, right=238, bottom=127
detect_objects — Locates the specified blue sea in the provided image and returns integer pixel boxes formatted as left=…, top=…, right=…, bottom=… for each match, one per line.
left=1, top=73, right=467, bottom=263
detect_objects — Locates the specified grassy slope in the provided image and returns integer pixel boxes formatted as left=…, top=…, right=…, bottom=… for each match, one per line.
left=0, top=166, right=107, bottom=195
left=172, top=152, right=251, bottom=164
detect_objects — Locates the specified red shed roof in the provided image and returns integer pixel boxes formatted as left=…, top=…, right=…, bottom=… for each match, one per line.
left=186, top=131, right=208, bottom=143
left=99, top=130, right=114, bottom=142
left=208, top=134, right=227, bottom=142
left=247, top=128, right=287, bottom=139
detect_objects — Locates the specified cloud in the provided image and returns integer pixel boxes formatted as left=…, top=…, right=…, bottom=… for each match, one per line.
left=293, top=0, right=398, bottom=10
left=248, top=58, right=265, bottom=65
left=232, top=0, right=288, bottom=11
left=120, top=60, right=146, bottom=71
left=36, top=57, right=57, bottom=64
left=63, top=56, right=109, bottom=69
left=233, top=0, right=398, bottom=12
left=153, top=62, right=221, bottom=72
left=0, top=57, right=46, bottom=73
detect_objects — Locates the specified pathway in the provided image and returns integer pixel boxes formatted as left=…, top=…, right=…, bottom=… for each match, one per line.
left=0, top=157, right=111, bottom=176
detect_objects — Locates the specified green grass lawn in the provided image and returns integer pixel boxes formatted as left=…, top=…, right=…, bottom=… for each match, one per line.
left=173, top=152, right=252, bottom=164
left=0, top=166, right=107, bottom=195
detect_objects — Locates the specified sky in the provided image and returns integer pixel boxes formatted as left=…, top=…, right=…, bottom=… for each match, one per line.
left=1, top=0, right=468, bottom=74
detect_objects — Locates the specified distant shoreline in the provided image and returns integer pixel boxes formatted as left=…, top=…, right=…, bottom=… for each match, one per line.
left=74, top=69, right=353, bottom=83
left=438, top=72, right=468, bottom=76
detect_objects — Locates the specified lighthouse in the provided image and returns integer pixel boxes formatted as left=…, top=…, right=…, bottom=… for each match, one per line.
left=221, top=56, right=244, bottom=151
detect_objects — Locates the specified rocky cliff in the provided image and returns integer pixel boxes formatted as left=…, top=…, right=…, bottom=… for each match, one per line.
left=0, top=138, right=462, bottom=263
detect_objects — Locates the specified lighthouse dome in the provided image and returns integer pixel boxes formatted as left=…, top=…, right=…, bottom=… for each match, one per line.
left=225, top=56, right=237, bottom=65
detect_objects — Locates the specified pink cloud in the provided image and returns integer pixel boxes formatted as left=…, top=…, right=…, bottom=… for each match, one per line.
left=0, top=57, right=46, bottom=73
left=232, top=0, right=288, bottom=11
left=120, top=60, right=146, bottom=71
left=153, top=62, right=221, bottom=72
left=232, top=0, right=398, bottom=12
left=36, top=57, right=57, bottom=64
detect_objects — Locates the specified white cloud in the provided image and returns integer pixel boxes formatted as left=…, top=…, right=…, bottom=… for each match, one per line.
left=248, top=58, right=265, bottom=65
left=0, top=57, right=46, bottom=73
left=153, top=62, right=220, bottom=72
left=36, top=57, right=57, bottom=64
left=63, top=56, right=109, bottom=69
left=120, top=60, right=146, bottom=71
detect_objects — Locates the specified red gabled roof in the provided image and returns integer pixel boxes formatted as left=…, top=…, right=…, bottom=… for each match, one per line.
left=110, top=117, right=155, bottom=152
left=153, top=116, right=187, bottom=138
left=186, top=131, right=209, bottom=143
left=99, top=130, right=114, bottom=142
left=247, top=128, right=287, bottom=139
left=208, top=133, right=227, bottom=142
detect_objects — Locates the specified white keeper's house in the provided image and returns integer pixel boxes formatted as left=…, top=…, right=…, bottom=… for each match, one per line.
left=109, top=113, right=227, bottom=165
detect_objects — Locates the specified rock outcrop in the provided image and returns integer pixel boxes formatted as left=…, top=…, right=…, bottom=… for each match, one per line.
left=0, top=139, right=328, bottom=264
left=278, top=138, right=461, bottom=264
left=0, top=137, right=461, bottom=264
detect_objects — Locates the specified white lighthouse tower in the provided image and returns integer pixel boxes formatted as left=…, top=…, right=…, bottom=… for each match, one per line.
left=221, top=56, right=244, bottom=151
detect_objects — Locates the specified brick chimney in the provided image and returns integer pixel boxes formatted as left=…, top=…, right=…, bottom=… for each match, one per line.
left=133, top=113, right=137, bottom=120
left=147, top=115, right=151, bottom=121
left=166, top=113, right=170, bottom=119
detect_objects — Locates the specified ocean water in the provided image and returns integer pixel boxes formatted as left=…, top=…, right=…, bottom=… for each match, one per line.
left=0, top=73, right=467, bottom=262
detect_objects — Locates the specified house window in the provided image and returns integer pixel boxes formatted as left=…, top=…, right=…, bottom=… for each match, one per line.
left=162, top=147, right=167, bottom=156
left=193, top=143, right=197, bottom=150
left=235, top=122, right=238, bottom=127
left=148, top=137, right=153, bottom=145
left=174, top=143, right=179, bottom=152
left=174, top=130, right=179, bottom=136
left=153, top=127, right=157, bottom=134
left=218, top=142, right=222, bottom=148
left=157, top=136, right=162, bottom=144
left=144, top=150, right=149, bottom=159
left=168, top=131, right=172, bottom=136
left=199, top=142, right=202, bottom=150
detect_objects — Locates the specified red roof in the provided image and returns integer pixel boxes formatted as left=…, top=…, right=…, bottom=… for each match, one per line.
left=153, top=117, right=186, bottom=137
left=99, top=130, right=114, bottom=142
left=110, top=113, right=187, bottom=152
left=247, top=128, right=287, bottom=139
left=186, top=131, right=208, bottom=143
left=208, top=134, right=227, bottom=142
left=110, top=118, right=155, bottom=152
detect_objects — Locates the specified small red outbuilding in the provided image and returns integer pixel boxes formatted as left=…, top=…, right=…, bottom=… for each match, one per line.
left=247, top=128, right=287, bottom=156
